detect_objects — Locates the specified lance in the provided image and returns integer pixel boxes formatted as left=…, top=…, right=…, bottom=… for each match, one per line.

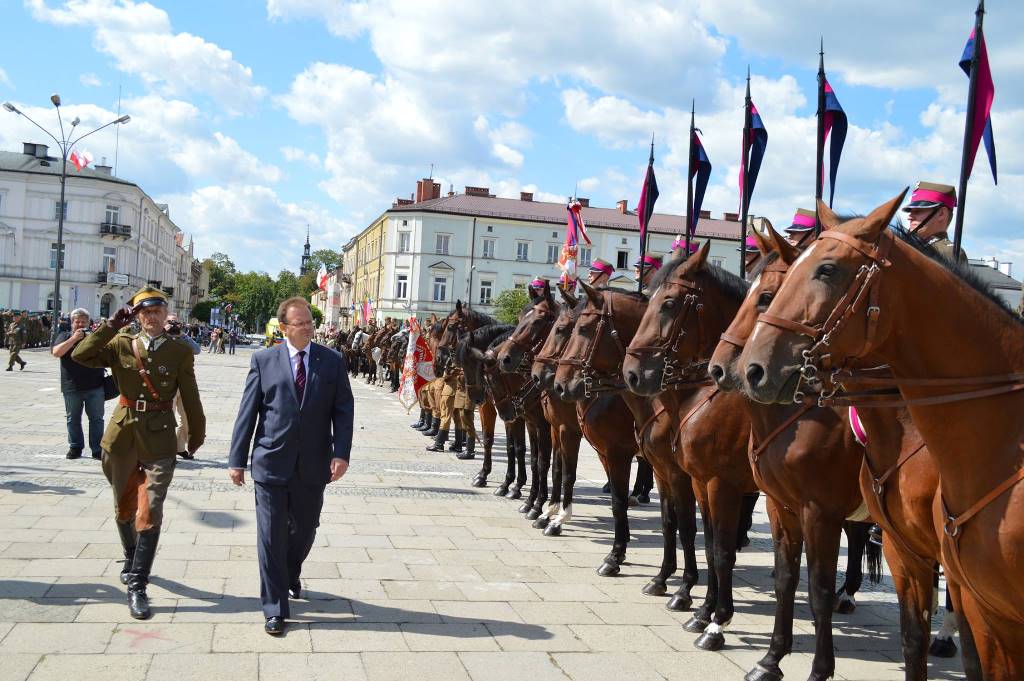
left=638, top=133, right=654, bottom=293
left=686, top=100, right=695, bottom=256
left=953, top=0, right=986, bottom=261
left=739, top=68, right=753, bottom=279
left=814, top=38, right=826, bottom=236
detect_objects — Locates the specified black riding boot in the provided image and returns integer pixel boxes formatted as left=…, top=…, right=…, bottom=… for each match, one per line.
left=423, top=416, right=440, bottom=437
left=127, top=528, right=159, bottom=620
left=448, top=429, right=465, bottom=453
left=425, top=427, right=449, bottom=452
left=411, top=408, right=427, bottom=429
left=116, top=521, right=137, bottom=586
left=456, top=435, right=476, bottom=460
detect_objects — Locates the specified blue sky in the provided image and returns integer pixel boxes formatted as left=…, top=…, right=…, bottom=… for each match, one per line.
left=2, top=1, right=1021, bottom=275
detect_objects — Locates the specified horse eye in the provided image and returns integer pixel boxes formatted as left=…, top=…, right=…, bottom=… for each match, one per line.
left=757, top=292, right=773, bottom=308
left=662, top=298, right=675, bottom=310
left=815, top=263, right=837, bottom=279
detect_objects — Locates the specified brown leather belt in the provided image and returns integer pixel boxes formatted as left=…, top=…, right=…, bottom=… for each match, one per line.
left=119, top=395, right=174, bottom=412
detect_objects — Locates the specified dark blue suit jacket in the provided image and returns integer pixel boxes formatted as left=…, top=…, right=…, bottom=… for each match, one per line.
left=229, top=342, right=354, bottom=486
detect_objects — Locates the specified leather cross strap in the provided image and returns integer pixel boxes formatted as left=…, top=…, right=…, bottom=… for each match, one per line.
left=132, top=338, right=162, bottom=401
left=862, top=438, right=932, bottom=568
left=749, top=401, right=815, bottom=463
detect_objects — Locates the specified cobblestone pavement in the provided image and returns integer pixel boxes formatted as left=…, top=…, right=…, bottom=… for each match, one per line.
left=0, top=347, right=965, bottom=680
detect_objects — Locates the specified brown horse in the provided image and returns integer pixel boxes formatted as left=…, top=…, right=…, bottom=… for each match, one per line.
left=622, top=243, right=763, bottom=650
left=740, top=193, right=1022, bottom=679
left=550, top=284, right=704, bottom=607
left=710, top=225, right=979, bottom=681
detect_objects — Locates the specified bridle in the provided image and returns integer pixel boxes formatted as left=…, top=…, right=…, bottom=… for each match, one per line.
left=506, top=308, right=557, bottom=375
left=484, top=363, right=540, bottom=419
left=625, top=276, right=712, bottom=392
left=556, top=293, right=628, bottom=398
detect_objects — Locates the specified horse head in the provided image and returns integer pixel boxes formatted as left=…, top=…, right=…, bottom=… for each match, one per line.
left=498, top=280, right=557, bottom=373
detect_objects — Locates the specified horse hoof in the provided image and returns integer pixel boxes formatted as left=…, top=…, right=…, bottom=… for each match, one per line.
left=507, top=488, right=523, bottom=500
left=494, top=486, right=509, bottom=497
left=543, top=524, right=562, bottom=537
left=694, top=630, right=725, bottom=652
left=531, top=515, right=548, bottom=529
left=642, top=581, right=668, bottom=597
left=518, top=502, right=532, bottom=513
left=596, top=561, right=621, bottom=577
left=683, top=615, right=710, bottom=633
left=471, top=476, right=487, bottom=488
left=743, top=664, right=784, bottom=681
left=666, top=595, right=693, bottom=612
left=834, top=599, right=857, bottom=615
left=527, top=508, right=543, bottom=520
left=929, top=636, right=958, bottom=658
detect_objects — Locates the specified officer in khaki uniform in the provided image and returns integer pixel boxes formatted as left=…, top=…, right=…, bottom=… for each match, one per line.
left=426, top=367, right=460, bottom=451
left=6, top=311, right=28, bottom=371
left=902, top=181, right=968, bottom=265
left=72, top=286, right=205, bottom=620
left=449, top=370, right=477, bottom=459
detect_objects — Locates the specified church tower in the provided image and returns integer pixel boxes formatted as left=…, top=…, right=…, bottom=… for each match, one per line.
left=300, top=226, right=311, bottom=275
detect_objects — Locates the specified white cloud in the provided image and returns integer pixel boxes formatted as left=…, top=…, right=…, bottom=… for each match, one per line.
left=28, top=0, right=265, bottom=114
left=0, top=67, right=11, bottom=88
left=79, top=72, right=103, bottom=87
left=280, top=145, right=321, bottom=168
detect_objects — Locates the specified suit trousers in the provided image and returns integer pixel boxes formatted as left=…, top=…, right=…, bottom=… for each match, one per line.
left=254, top=477, right=326, bottom=619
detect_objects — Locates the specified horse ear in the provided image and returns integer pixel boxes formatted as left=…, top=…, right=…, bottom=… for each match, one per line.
left=765, top=222, right=799, bottom=265
left=558, top=285, right=578, bottom=308
left=695, top=240, right=711, bottom=267
left=751, top=223, right=772, bottom=256
left=579, top=280, right=603, bottom=307
left=528, top=286, right=541, bottom=302
left=816, top=200, right=843, bottom=232
left=455, top=300, right=463, bottom=314
left=542, top=280, right=554, bottom=305
left=854, top=188, right=909, bottom=240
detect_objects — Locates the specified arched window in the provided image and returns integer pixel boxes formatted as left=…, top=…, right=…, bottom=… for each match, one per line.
left=100, top=293, right=116, bottom=319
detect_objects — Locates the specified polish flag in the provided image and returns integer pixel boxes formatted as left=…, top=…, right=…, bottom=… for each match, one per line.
left=69, top=150, right=93, bottom=172
left=317, top=264, right=328, bottom=291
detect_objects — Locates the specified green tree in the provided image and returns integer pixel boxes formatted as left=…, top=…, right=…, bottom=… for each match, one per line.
left=493, top=288, right=530, bottom=324
left=310, top=306, right=324, bottom=327
left=205, top=252, right=237, bottom=299
left=308, top=248, right=341, bottom=272
left=234, top=271, right=276, bottom=329
left=192, top=300, right=215, bottom=323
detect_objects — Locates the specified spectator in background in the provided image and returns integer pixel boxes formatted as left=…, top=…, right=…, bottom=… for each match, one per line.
left=51, top=308, right=105, bottom=459
left=229, top=329, right=237, bottom=355
left=207, top=327, right=219, bottom=354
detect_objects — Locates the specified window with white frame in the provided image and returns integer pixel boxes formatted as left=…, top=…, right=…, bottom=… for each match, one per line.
left=479, top=280, right=493, bottom=304
left=432, top=276, right=448, bottom=301
left=516, top=241, right=529, bottom=262
left=50, top=242, right=65, bottom=269
left=103, top=246, right=116, bottom=273
left=435, top=234, right=450, bottom=255
left=482, top=238, right=495, bottom=259
left=546, top=244, right=559, bottom=264
left=104, top=204, right=120, bottom=225
left=398, top=232, right=411, bottom=253
left=579, top=247, right=592, bottom=267
left=395, top=273, right=408, bottom=299
left=54, top=200, right=68, bottom=220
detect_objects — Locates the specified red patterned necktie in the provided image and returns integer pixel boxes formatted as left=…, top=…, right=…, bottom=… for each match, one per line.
left=295, top=350, right=306, bottom=403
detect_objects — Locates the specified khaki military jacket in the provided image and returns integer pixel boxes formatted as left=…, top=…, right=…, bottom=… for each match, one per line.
left=6, top=322, right=25, bottom=346
left=72, top=324, right=206, bottom=458
left=928, top=234, right=968, bottom=267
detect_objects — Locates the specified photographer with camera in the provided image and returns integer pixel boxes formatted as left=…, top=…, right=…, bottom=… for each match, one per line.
left=51, top=308, right=106, bottom=459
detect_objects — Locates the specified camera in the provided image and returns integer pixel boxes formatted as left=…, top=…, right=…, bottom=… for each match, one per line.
left=166, top=320, right=182, bottom=335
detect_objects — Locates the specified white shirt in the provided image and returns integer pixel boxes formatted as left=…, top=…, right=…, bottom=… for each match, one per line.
left=285, top=338, right=311, bottom=381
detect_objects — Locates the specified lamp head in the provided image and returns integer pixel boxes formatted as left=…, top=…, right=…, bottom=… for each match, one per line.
left=2, top=102, right=19, bottom=114
left=116, top=115, right=130, bottom=124
left=71, top=116, right=80, bottom=127
left=50, top=94, right=62, bottom=107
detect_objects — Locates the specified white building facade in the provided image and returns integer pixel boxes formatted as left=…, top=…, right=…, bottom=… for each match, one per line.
left=0, top=143, right=195, bottom=320
left=353, top=181, right=745, bottom=323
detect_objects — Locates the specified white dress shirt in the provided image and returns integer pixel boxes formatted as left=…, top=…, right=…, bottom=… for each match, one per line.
left=285, top=338, right=311, bottom=381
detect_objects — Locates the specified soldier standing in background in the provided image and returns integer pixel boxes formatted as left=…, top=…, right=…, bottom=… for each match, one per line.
left=903, top=181, right=968, bottom=265
left=6, top=311, right=28, bottom=371
left=72, top=286, right=205, bottom=620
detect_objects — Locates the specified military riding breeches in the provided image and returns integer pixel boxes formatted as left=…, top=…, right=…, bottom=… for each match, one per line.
left=454, top=408, right=476, bottom=444
left=102, top=451, right=176, bottom=532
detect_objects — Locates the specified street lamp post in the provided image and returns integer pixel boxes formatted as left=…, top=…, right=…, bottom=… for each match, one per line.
left=3, top=96, right=129, bottom=342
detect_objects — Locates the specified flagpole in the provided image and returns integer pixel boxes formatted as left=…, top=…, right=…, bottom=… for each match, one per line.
left=953, top=0, right=985, bottom=261
left=815, top=38, right=826, bottom=236
left=686, top=101, right=695, bottom=255
left=739, top=68, right=752, bottom=279
left=638, top=134, right=653, bottom=293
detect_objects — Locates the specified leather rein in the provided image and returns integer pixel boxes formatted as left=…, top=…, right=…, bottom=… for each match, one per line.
left=555, top=293, right=629, bottom=398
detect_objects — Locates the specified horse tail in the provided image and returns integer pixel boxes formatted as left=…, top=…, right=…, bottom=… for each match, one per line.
left=865, top=535, right=883, bottom=584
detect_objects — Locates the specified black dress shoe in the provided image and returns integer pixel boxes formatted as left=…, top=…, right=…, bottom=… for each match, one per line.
left=288, top=581, right=301, bottom=599
left=91, top=451, right=102, bottom=460
left=265, top=616, right=285, bottom=635
left=66, top=449, right=82, bottom=460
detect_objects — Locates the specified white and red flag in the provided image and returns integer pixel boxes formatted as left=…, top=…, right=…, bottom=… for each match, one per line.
left=317, top=263, right=328, bottom=290
left=398, top=317, right=435, bottom=412
left=69, top=150, right=93, bottom=172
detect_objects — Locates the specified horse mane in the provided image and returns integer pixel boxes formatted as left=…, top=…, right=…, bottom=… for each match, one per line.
left=462, top=308, right=499, bottom=327
left=891, top=224, right=1023, bottom=326
left=487, top=327, right=516, bottom=351
left=456, top=323, right=514, bottom=364
left=650, top=254, right=750, bottom=302
left=748, top=251, right=780, bottom=279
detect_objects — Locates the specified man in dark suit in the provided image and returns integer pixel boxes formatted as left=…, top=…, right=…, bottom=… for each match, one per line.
left=228, top=296, right=354, bottom=635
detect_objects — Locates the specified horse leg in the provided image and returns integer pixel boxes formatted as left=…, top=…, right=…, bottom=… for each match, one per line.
left=746, top=500, right=803, bottom=681
left=694, top=480, right=743, bottom=652
left=666, top=472, right=700, bottom=612
left=684, top=487, right=717, bottom=634
left=946, top=581, right=984, bottom=681
left=597, top=448, right=632, bottom=576
left=801, top=508, right=844, bottom=681
left=643, top=474, right=677, bottom=597
left=630, top=456, right=654, bottom=504
left=884, top=544, right=933, bottom=681
left=546, top=428, right=581, bottom=537
left=472, top=402, right=496, bottom=487
left=508, top=420, right=529, bottom=500
left=495, top=419, right=516, bottom=497
left=529, top=425, right=553, bottom=523
left=835, top=520, right=868, bottom=615
left=535, top=425, right=560, bottom=529
left=520, top=423, right=540, bottom=512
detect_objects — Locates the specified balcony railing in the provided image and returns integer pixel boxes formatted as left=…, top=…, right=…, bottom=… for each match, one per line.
left=100, top=222, right=132, bottom=238
left=97, top=271, right=130, bottom=285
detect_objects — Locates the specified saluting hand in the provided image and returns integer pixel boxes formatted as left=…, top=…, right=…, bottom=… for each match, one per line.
left=329, top=458, right=348, bottom=483
left=109, top=305, right=135, bottom=330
